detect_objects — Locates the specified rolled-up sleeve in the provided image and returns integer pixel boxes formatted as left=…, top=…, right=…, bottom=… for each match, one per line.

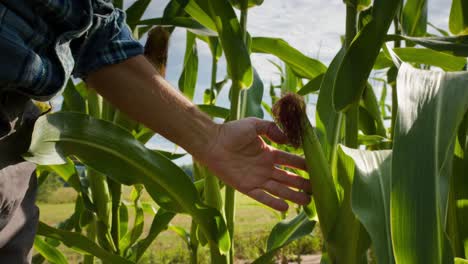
left=72, top=4, right=144, bottom=79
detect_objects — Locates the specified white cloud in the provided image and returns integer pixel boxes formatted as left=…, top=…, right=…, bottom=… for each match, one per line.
left=137, top=0, right=451, bottom=106
left=130, top=0, right=452, bottom=163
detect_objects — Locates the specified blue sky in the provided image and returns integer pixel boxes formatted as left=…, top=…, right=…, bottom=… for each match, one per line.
left=127, top=0, right=452, bottom=161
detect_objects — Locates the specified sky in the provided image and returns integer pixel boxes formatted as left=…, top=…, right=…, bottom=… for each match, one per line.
left=135, top=0, right=451, bottom=103
left=125, top=0, right=452, bottom=162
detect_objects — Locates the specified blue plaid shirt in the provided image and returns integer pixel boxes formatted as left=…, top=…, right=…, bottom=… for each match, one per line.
left=0, top=0, right=144, bottom=101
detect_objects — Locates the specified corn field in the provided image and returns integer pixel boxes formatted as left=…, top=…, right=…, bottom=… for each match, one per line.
left=25, top=0, right=468, bottom=263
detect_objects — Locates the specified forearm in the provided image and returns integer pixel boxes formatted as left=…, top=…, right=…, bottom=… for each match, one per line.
left=86, top=55, right=219, bottom=162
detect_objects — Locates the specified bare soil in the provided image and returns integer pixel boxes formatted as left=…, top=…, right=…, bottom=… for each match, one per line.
left=288, top=254, right=321, bottom=264
left=237, top=254, right=321, bottom=264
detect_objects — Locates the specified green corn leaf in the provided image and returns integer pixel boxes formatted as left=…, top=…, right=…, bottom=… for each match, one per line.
left=150, top=148, right=187, bottom=160
left=267, top=212, right=316, bottom=248
left=428, top=22, right=451, bottom=37
left=203, top=88, right=215, bottom=105
left=301, top=109, right=340, bottom=240
left=101, top=97, right=116, bottom=123
left=391, top=63, right=468, bottom=264
left=133, top=125, right=155, bottom=144
left=201, top=162, right=223, bottom=211
left=111, top=110, right=139, bottom=133
left=358, top=6, right=373, bottom=31
left=359, top=106, right=378, bottom=136
left=327, top=143, right=370, bottom=264
left=87, top=88, right=103, bottom=118
left=297, top=74, right=324, bottom=96
left=359, top=106, right=377, bottom=135
left=316, top=48, right=346, bottom=161
left=229, top=0, right=264, bottom=9
left=333, top=0, right=401, bottom=111
left=197, top=104, right=230, bottom=119
left=37, top=222, right=132, bottom=264
left=386, top=34, right=468, bottom=57
left=120, top=186, right=145, bottom=253
left=215, top=78, right=229, bottom=94
left=252, top=37, right=327, bottom=80
left=189, top=221, right=200, bottom=253
left=456, top=258, right=468, bottom=264
left=87, top=169, right=113, bottom=250
left=169, top=225, right=191, bottom=246
left=79, top=207, right=94, bottom=230
left=182, top=0, right=217, bottom=31
left=162, top=0, right=188, bottom=20
left=447, top=113, right=468, bottom=258
left=125, top=0, right=152, bottom=30
left=252, top=212, right=316, bottom=264
left=242, top=68, right=264, bottom=118
left=74, top=82, right=89, bottom=100
left=62, top=80, right=86, bottom=113
left=261, top=101, right=273, bottom=117
left=32, top=253, right=45, bottom=264
left=402, top=0, right=428, bottom=36
left=70, top=197, right=85, bottom=232
left=131, top=209, right=176, bottom=261
left=378, top=47, right=467, bottom=72
left=119, top=203, right=129, bottom=239
left=268, top=59, right=284, bottom=76
left=361, top=84, right=386, bottom=137
left=357, top=134, right=390, bottom=146
left=357, top=0, right=372, bottom=11
left=339, top=146, right=394, bottom=264
left=450, top=0, right=468, bottom=35
left=55, top=203, right=81, bottom=233
left=374, top=52, right=394, bottom=69
left=138, top=17, right=216, bottom=36
left=34, top=237, right=68, bottom=264
left=281, top=65, right=298, bottom=94
left=141, top=202, right=157, bottom=215
left=179, top=31, right=199, bottom=100
left=24, top=112, right=230, bottom=254
left=44, top=159, right=81, bottom=192
left=36, top=168, right=50, bottom=188
left=196, top=0, right=253, bottom=89
left=207, top=36, right=223, bottom=60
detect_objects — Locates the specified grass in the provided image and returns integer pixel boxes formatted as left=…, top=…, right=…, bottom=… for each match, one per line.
left=36, top=186, right=322, bottom=263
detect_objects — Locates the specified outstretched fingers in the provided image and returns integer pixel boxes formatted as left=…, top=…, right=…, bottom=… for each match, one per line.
left=273, top=149, right=307, bottom=170
left=247, top=189, right=289, bottom=211
left=263, top=180, right=310, bottom=205
left=272, top=168, right=311, bottom=193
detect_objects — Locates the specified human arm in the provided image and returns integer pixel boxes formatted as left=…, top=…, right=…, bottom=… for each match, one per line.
left=86, top=55, right=311, bottom=211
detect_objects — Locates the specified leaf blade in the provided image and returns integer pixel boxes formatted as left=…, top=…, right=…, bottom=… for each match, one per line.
left=252, top=37, right=327, bottom=80
left=340, top=146, right=395, bottom=264
left=25, top=112, right=230, bottom=254
left=391, top=63, right=468, bottom=264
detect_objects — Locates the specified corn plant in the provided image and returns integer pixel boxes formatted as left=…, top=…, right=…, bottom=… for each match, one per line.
left=25, top=0, right=468, bottom=264
left=261, top=0, right=468, bottom=263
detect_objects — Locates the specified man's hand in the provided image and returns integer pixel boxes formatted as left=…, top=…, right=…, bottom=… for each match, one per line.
left=201, top=118, right=311, bottom=212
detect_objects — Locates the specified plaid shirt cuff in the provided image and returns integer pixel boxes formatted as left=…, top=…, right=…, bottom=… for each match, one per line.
left=72, top=8, right=143, bottom=79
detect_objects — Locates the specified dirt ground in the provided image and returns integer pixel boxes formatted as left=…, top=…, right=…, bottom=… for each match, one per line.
left=288, top=254, right=321, bottom=264
left=238, top=254, right=321, bottom=264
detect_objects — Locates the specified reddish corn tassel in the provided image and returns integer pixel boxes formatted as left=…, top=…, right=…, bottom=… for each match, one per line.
left=144, top=27, right=170, bottom=78
left=272, top=92, right=306, bottom=148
